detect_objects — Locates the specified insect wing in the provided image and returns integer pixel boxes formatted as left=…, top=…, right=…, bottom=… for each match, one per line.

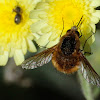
left=21, top=45, right=57, bottom=69
left=80, top=54, right=100, bottom=86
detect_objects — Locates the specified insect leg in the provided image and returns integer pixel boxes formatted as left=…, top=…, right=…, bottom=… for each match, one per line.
left=83, top=31, right=95, bottom=51
left=79, top=29, right=82, bottom=38
left=80, top=50, right=92, bottom=55
left=38, top=45, right=47, bottom=49
left=84, top=52, right=93, bottom=55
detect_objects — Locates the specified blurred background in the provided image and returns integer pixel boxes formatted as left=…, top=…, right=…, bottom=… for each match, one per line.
left=0, top=13, right=100, bottom=100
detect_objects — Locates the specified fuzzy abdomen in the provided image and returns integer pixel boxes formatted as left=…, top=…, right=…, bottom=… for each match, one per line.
left=52, top=51, right=80, bottom=74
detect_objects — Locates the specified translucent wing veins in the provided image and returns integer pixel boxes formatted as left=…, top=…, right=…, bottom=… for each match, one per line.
left=21, top=45, right=57, bottom=69
left=80, top=54, right=100, bottom=86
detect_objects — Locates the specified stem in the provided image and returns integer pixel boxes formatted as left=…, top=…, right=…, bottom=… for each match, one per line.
left=77, top=71, right=94, bottom=100
left=93, top=87, right=100, bottom=99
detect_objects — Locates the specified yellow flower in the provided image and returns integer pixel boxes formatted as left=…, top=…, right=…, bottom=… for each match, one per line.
left=30, top=0, right=100, bottom=51
left=0, top=0, right=41, bottom=66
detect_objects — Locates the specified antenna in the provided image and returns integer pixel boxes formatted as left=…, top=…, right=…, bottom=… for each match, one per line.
left=60, top=17, right=64, bottom=38
left=76, top=16, right=84, bottom=28
left=83, top=31, right=95, bottom=50
left=76, top=16, right=84, bottom=38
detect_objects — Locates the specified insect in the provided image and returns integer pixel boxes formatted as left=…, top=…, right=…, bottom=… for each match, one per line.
left=21, top=17, right=100, bottom=86
left=13, top=6, right=22, bottom=24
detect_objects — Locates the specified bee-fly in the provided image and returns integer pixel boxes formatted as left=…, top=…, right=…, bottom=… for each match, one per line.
left=21, top=17, right=100, bottom=86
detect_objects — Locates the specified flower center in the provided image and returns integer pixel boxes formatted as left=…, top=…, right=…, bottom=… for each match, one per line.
left=0, top=2, right=30, bottom=35
left=47, top=0, right=85, bottom=35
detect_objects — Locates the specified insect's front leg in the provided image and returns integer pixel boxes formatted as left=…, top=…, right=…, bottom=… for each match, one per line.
left=80, top=49, right=93, bottom=55
left=84, top=52, right=93, bottom=55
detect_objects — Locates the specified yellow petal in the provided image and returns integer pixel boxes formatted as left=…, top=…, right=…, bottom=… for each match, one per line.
left=36, top=2, right=49, bottom=10
left=0, top=46, right=4, bottom=55
left=0, top=0, right=5, bottom=3
left=33, top=0, right=41, bottom=4
left=30, top=20, right=47, bottom=33
left=30, top=10, right=47, bottom=19
left=45, top=0, right=54, bottom=2
left=47, top=38, right=59, bottom=48
left=14, top=49, right=24, bottom=65
left=0, top=51, right=8, bottom=66
left=22, top=38, right=27, bottom=55
left=90, top=0, right=100, bottom=7
left=87, top=33, right=95, bottom=45
left=92, top=10, right=100, bottom=19
left=90, top=16, right=100, bottom=24
left=49, top=30, right=59, bottom=41
left=27, top=39, right=37, bottom=52
left=9, top=48, right=15, bottom=57
left=36, top=32, right=52, bottom=46
left=90, top=23, right=96, bottom=33
left=41, top=25, right=52, bottom=33
left=81, top=24, right=91, bottom=34
left=32, top=33, right=40, bottom=40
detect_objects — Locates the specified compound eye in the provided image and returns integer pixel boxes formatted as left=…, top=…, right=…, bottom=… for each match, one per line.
left=75, top=31, right=80, bottom=37
left=67, top=29, right=71, bottom=32
left=15, top=14, right=21, bottom=24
